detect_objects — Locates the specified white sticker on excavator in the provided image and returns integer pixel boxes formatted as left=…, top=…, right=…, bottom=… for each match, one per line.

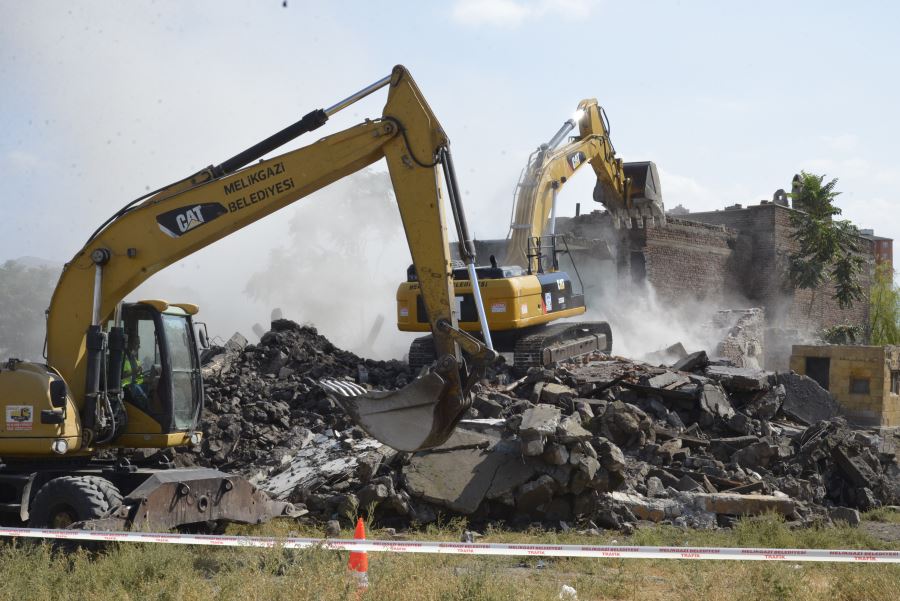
left=6, top=405, right=33, bottom=431
left=491, top=302, right=506, bottom=313
left=544, top=292, right=552, bottom=311
left=520, top=303, right=528, bottom=315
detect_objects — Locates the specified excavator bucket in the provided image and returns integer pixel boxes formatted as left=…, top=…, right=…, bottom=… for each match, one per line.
left=595, top=161, right=667, bottom=229
left=321, top=371, right=466, bottom=451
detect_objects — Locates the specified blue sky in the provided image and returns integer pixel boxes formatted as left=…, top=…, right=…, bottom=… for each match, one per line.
left=2, top=0, right=898, bottom=348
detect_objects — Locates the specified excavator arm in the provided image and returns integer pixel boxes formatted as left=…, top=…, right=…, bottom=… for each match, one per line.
left=504, top=99, right=665, bottom=267
left=46, top=65, right=492, bottom=452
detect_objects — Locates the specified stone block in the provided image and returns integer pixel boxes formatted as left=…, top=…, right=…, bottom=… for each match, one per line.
left=519, top=405, right=562, bottom=439
left=777, top=372, right=839, bottom=425
left=608, top=491, right=682, bottom=522
left=693, top=493, right=795, bottom=516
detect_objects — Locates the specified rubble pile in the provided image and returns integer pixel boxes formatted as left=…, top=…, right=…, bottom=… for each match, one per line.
left=186, top=319, right=412, bottom=470
left=189, top=320, right=900, bottom=531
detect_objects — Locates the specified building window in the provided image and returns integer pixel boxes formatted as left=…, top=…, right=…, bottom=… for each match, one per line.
left=892, top=371, right=900, bottom=395
left=850, top=377, right=870, bottom=395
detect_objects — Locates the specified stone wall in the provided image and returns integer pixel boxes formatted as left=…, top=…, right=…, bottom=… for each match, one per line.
left=687, top=203, right=873, bottom=333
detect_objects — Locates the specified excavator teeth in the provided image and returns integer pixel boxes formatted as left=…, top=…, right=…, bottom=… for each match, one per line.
left=319, top=378, right=367, bottom=397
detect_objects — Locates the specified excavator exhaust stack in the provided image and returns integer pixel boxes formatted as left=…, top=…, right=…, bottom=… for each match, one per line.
left=321, top=362, right=470, bottom=452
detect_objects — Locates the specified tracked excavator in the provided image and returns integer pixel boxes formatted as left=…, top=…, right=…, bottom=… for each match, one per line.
left=398, top=99, right=666, bottom=371
left=0, top=66, right=497, bottom=530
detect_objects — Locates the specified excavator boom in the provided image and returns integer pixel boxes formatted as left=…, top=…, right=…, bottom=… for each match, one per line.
left=504, top=99, right=665, bottom=267
left=42, top=65, right=490, bottom=454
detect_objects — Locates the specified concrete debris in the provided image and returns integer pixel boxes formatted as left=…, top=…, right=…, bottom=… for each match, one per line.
left=672, top=350, right=709, bottom=373
left=777, top=372, right=839, bottom=425
left=829, top=506, right=861, bottom=527
left=184, top=319, right=900, bottom=532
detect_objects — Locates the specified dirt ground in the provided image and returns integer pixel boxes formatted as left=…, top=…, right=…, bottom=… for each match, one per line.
left=862, top=520, right=900, bottom=542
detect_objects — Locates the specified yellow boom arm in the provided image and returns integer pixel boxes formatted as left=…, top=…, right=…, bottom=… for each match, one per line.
left=46, top=65, right=487, bottom=451
left=504, top=99, right=665, bottom=267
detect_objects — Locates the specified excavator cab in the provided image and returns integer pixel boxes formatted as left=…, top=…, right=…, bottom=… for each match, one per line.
left=117, top=301, right=203, bottom=438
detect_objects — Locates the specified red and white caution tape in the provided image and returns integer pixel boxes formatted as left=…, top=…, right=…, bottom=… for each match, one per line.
left=1, top=527, right=897, bottom=563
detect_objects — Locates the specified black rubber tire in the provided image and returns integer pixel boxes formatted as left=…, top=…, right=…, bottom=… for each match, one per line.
left=28, top=476, right=124, bottom=528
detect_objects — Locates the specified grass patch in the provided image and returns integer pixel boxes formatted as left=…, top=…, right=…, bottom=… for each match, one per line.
left=864, top=507, right=900, bottom=524
left=1, top=515, right=898, bottom=600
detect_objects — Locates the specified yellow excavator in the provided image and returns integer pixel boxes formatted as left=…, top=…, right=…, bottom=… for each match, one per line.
left=0, top=66, right=495, bottom=530
left=397, top=99, right=665, bottom=371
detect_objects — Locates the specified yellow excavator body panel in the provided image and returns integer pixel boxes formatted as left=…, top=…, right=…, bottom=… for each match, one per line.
left=0, top=362, right=83, bottom=456
left=397, top=274, right=587, bottom=333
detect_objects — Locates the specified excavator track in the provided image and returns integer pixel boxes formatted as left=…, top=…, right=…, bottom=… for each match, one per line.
left=408, top=321, right=611, bottom=374
left=408, top=335, right=437, bottom=373
left=513, top=321, right=612, bottom=372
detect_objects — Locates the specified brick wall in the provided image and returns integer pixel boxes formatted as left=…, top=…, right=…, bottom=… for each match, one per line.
left=638, top=218, right=736, bottom=305
left=687, top=203, right=873, bottom=334
left=556, top=213, right=737, bottom=306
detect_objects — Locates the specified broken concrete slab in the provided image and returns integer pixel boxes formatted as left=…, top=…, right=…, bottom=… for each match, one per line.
left=700, top=384, right=735, bottom=419
left=403, top=431, right=534, bottom=514
left=829, top=506, right=861, bottom=527
left=646, top=371, right=690, bottom=390
left=541, top=382, right=577, bottom=403
left=692, top=492, right=795, bottom=517
left=608, top=491, right=683, bottom=522
left=705, top=366, right=770, bottom=392
left=557, top=414, right=593, bottom=443
left=675, top=475, right=703, bottom=492
left=777, top=372, right=839, bottom=425
left=672, top=350, right=709, bottom=373
left=519, top=405, right=562, bottom=439
left=832, top=446, right=880, bottom=490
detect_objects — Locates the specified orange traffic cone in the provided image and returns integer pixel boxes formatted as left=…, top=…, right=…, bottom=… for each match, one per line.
left=348, top=518, right=369, bottom=590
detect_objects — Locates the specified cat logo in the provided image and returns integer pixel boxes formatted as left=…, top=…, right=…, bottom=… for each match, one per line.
left=156, top=202, right=228, bottom=238
left=176, top=206, right=205, bottom=233
left=567, top=151, right=586, bottom=171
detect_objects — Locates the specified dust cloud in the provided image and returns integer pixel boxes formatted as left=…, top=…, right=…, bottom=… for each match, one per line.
left=243, top=168, right=415, bottom=360
left=563, top=251, right=744, bottom=363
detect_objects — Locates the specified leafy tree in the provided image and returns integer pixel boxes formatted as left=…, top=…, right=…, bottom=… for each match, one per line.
left=819, top=324, right=862, bottom=345
left=0, top=260, right=59, bottom=360
left=869, top=262, right=900, bottom=345
left=788, top=172, right=864, bottom=309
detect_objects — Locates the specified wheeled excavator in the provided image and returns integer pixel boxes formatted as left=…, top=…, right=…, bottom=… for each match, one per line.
left=0, top=66, right=496, bottom=530
left=397, top=99, right=665, bottom=371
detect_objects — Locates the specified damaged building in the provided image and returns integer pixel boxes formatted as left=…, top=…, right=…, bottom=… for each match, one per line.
left=791, top=344, right=900, bottom=428
left=553, top=194, right=891, bottom=370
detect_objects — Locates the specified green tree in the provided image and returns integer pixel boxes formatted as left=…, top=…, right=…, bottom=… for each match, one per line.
left=869, top=262, right=900, bottom=345
left=788, top=172, right=864, bottom=309
left=0, top=260, right=59, bottom=360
